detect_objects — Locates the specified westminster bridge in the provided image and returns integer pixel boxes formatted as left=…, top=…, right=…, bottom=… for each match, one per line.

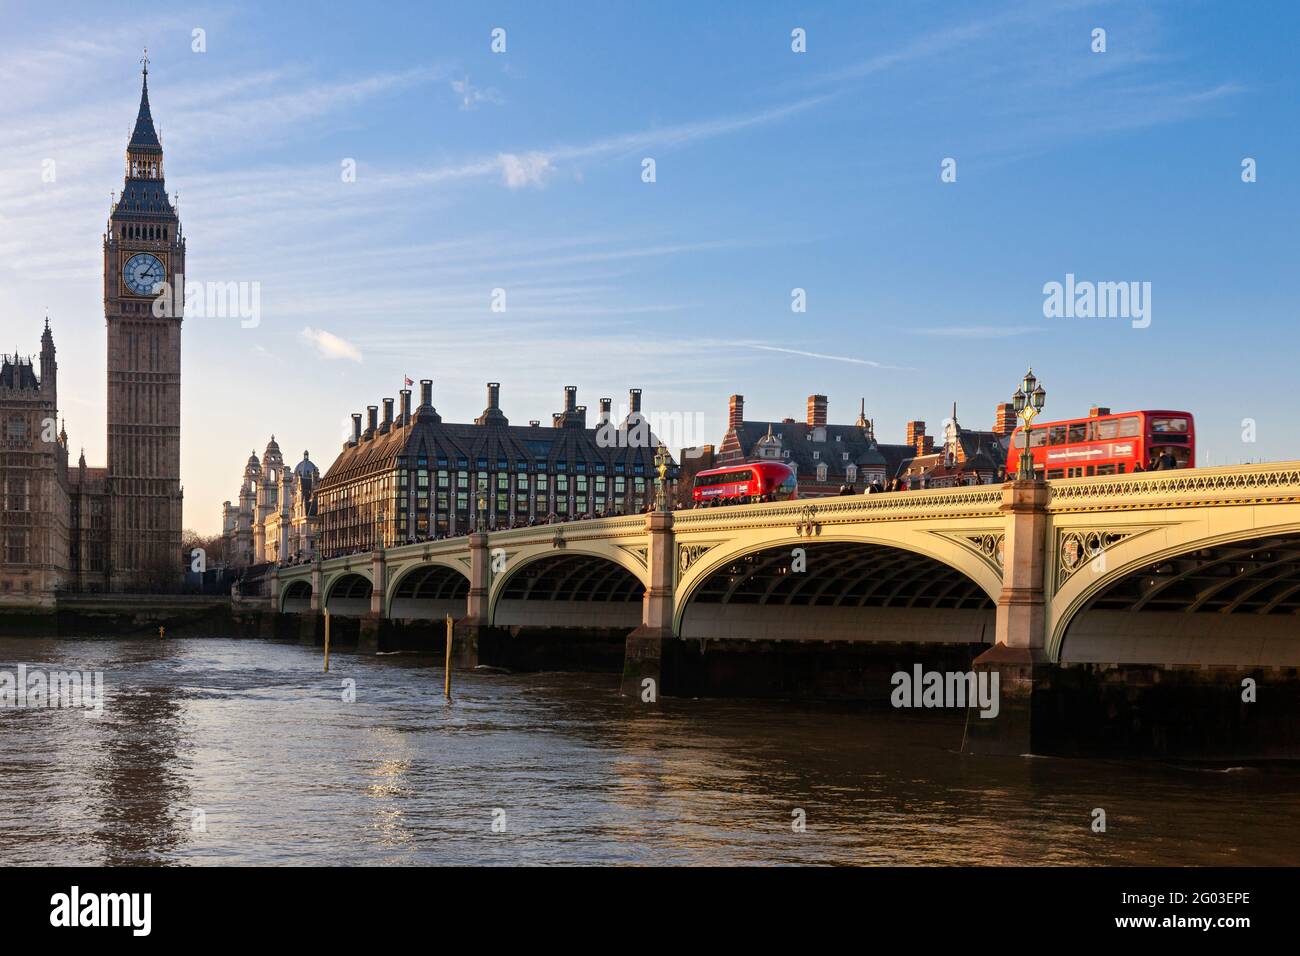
left=270, top=462, right=1300, bottom=756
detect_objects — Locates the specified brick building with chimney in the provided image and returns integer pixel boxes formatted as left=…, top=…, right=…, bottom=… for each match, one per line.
left=712, top=394, right=913, bottom=496
left=707, top=394, right=1016, bottom=496
left=894, top=403, right=1013, bottom=487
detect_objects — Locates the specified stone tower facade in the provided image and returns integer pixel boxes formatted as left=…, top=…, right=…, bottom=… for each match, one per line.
left=0, top=323, right=71, bottom=605
left=104, top=56, right=184, bottom=590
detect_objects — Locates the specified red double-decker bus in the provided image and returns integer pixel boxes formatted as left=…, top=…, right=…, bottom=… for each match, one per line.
left=1007, top=408, right=1195, bottom=479
left=692, top=461, right=798, bottom=506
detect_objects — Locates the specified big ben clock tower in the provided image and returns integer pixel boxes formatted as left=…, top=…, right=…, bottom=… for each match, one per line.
left=104, top=52, right=184, bottom=590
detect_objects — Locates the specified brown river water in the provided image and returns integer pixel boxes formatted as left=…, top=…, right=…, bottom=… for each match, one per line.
left=1, top=636, right=1298, bottom=866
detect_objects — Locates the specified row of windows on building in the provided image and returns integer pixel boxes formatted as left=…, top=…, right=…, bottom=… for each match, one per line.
left=318, top=467, right=650, bottom=554
left=118, top=222, right=169, bottom=240
left=127, top=160, right=162, bottom=180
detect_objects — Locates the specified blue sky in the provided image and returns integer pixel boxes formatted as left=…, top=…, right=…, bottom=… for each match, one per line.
left=1, top=0, right=1296, bottom=533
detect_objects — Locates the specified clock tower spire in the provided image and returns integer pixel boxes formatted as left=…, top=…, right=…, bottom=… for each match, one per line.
left=104, top=54, right=184, bottom=590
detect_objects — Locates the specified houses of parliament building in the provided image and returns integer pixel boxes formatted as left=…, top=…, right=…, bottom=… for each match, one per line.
left=0, top=59, right=184, bottom=603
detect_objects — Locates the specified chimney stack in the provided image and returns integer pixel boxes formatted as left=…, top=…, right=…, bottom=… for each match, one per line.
left=399, top=389, right=412, bottom=424
left=576, top=404, right=588, bottom=427
left=419, top=379, right=433, bottom=409
left=564, top=385, right=577, bottom=412
left=487, top=382, right=501, bottom=409
left=599, top=397, right=612, bottom=424
left=807, top=394, right=828, bottom=428
left=628, top=388, right=642, bottom=416
left=365, top=405, right=378, bottom=438
left=906, top=420, right=927, bottom=456
left=381, top=398, right=394, bottom=430
left=728, top=394, right=744, bottom=431
left=351, top=413, right=362, bottom=445
left=992, top=402, right=1016, bottom=436
left=529, top=419, right=540, bottom=428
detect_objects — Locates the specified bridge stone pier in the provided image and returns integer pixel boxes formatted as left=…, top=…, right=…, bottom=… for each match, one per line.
left=273, top=462, right=1300, bottom=759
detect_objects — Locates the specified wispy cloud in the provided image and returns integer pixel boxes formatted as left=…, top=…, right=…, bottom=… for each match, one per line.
left=399, top=93, right=833, bottom=192
left=910, top=326, right=1047, bottom=339
left=451, top=76, right=504, bottom=110
left=499, top=152, right=552, bottom=189
left=744, top=344, right=913, bottom=371
left=300, top=327, right=363, bottom=362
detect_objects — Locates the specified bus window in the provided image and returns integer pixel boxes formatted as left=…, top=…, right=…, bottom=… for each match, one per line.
left=1046, top=469, right=1065, bottom=479
left=1048, top=425, right=1067, bottom=445
left=1068, top=423, right=1088, bottom=443
left=693, top=469, right=754, bottom=488
left=1119, top=416, right=1141, bottom=438
left=1151, top=445, right=1192, bottom=468
left=1151, top=417, right=1189, bottom=434
left=1029, top=429, right=1047, bottom=448
left=1096, top=464, right=1116, bottom=476
left=1095, top=419, right=1120, bottom=440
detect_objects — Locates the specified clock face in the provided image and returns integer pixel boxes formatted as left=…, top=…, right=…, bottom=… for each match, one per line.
left=122, top=252, right=165, bottom=296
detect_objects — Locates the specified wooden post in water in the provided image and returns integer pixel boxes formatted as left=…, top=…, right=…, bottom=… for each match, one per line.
left=443, top=614, right=453, bottom=700
left=323, top=610, right=331, bottom=673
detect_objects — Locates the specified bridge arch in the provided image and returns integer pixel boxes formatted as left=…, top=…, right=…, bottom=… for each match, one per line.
left=1054, top=524, right=1300, bottom=665
left=488, top=548, right=647, bottom=628
left=323, top=571, right=373, bottom=617
left=673, top=534, right=999, bottom=642
left=281, top=579, right=312, bottom=613
left=386, top=561, right=470, bottom=619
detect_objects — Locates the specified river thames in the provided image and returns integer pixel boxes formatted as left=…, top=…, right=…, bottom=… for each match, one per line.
left=2, top=636, right=1299, bottom=866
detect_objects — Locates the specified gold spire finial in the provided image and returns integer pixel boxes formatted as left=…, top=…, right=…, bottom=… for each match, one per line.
left=141, top=47, right=149, bottom=76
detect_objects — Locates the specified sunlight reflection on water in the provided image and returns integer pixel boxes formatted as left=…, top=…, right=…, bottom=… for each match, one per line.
left=1, top=636, right=1299, bottom=866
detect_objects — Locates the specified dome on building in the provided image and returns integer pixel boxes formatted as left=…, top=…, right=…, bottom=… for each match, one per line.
left=293, top=450, right=320, bottom=481
left=244, top=450, right=261, bottom=477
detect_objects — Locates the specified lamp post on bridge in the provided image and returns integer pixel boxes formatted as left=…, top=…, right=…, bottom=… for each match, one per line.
left=476, top=477, right=489, bottom=532
left=1012, top=368, right=1047, bottom=481
left=653, top=442, right=671, bottom=512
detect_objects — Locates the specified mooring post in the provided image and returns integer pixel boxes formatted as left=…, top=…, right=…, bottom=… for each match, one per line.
left=444, top=613, right=453, bottom=700
left=323, top=610, right=331, bottom=673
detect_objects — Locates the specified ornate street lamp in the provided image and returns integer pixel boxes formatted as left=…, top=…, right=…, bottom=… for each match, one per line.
left=653, top=443, right=671, bottom=512
left=1012, top=368, right=1047, bottom=481
left=476, top=478, right=489, bottom=531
